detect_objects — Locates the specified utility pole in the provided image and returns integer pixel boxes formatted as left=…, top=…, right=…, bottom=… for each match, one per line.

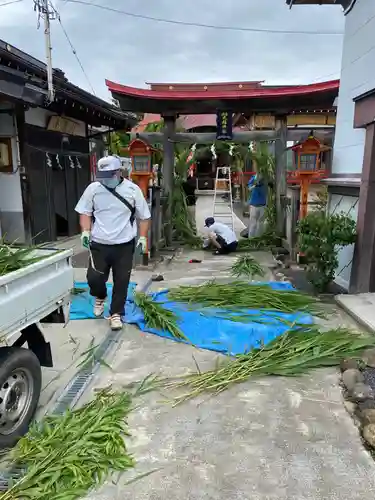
left=34, top=0, right=57, bottom=104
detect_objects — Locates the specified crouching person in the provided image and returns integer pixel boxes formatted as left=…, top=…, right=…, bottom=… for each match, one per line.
left=204, top=217, right=238, bottom=255
left=75, top=155, right=151, bottom=331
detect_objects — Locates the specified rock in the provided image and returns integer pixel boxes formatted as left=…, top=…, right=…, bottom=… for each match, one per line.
left=340, top=358, right=359, bottom=372
left=363, top=424, right=375, bottom=448
left=359, top=409, right=375, bottom=425
left=362, top=348, right=375, bottom=368
left=343, top=400, right=356, bottom=416
left=342, top=369, right=364, bottom=392
left=351, top=383, right=374, bottom=402
left=358, top=399, right=375, bottom=411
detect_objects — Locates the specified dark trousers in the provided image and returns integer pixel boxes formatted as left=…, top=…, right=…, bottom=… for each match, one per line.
left=87, top=240, right=135, bottom=316
left=216, top=235, right=238, bottom=255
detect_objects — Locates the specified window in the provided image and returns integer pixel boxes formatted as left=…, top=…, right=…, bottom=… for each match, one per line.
left=133, top=155, right=149, bottom=173
left=299, top=154, right=317, bottom=171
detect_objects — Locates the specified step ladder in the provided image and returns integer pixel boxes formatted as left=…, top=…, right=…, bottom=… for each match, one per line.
left=212, top=166, right=235, bottom=232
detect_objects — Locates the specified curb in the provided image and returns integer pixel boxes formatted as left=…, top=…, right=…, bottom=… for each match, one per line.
left=335, top=295, right=375, bottom=334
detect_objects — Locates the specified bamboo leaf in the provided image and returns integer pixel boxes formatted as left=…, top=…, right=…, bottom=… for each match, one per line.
left=165, top=326, right=375, bottom=405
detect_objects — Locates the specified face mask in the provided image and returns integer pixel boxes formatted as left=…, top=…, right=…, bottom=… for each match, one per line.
left=100, top=178, right=120, bottom=189
left=99, top=172, right=121, bottom=189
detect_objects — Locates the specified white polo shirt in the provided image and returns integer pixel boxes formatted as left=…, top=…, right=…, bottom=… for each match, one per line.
left=75, top=180, right=151, bottom=245
left=208, top=222, right=237, bottom=244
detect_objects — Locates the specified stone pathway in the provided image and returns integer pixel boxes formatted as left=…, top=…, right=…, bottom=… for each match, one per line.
left=195, top=194, right=246, bottom=237
left=76, top=249, right=375, bottom=500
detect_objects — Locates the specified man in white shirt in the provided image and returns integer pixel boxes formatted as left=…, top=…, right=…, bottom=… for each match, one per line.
left=75, top=155, right=151, bottom=331
left=203, top=217, right=238, bottom=255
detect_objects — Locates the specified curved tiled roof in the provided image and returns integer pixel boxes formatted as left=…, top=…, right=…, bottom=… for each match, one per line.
left=106, top=79, right=339, bottom=101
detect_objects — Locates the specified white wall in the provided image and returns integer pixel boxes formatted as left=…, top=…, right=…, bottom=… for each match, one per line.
left=327, top=0, right=375, bottom=289
left=332, top=0, right=375, bottom=175
left=25, top=108, right=86, bottom=137
left=0, top=111, right=23, bottom=212
left=0, top=107, right=24, bottom=241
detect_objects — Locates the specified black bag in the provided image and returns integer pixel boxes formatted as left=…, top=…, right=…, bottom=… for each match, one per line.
left=101, top=184, right=136, bottom=226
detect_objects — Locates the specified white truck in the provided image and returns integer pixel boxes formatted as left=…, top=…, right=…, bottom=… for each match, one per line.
left=0, top=247, right=74, bottom=448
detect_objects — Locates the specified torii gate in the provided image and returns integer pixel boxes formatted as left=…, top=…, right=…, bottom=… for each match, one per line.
left=106, top=79, right=339, bottom=244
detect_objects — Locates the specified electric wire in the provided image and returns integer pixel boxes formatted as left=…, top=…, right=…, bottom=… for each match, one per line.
left=54, top=7, right=97, bottom=95
left=38, top=0, right=97, bottom=95
left=0, top=0, right=23, bottom=7
left=64, top=0, right=344, bottom=36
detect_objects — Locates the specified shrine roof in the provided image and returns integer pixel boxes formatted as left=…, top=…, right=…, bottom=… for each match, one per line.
left=132, top=113, right=161, bottom=132
left=106, top=79, right=340, bottom=115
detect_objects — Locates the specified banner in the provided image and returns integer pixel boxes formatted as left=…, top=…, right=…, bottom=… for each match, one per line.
left=216, top=111, right=233, bottom=140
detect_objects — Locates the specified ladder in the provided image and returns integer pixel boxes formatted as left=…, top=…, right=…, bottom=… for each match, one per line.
left=212, top=166, right=235, bottom=232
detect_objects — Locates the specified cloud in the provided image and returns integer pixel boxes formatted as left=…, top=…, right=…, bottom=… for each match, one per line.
left=0, top=0, right=345, bottom=101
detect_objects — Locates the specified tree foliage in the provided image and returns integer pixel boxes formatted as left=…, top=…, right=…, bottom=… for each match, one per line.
left=297, top=211, right=357, bottom=292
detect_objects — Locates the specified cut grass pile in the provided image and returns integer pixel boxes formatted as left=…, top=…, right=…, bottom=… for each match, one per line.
left=166, top=326, right=374, bottom=405
left=168, top=281, right=325, bottom=317
left=237, top=232, right=280, bottom=251
left=0, top=388, right=134, bottom=500
left=230, top=254, right=265, bottom=280
left=134, top=292, right=187, bottom=341
left=0, top=243, right=46, bottom=277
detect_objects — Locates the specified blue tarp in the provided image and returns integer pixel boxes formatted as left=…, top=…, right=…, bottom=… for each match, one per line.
left=71, top=281, right=137, bottom=320
left=70, top=281, right=313, bottom=356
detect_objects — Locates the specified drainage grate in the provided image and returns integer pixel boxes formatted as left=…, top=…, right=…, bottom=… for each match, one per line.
left=0, top=273, right=155, bottom=491
left=52, top=328, right=122, bottom=415
left=0, top=467, right=24, bottom=489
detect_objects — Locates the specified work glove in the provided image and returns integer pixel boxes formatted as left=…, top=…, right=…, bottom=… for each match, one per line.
left=81, top=230, right=91, bottom=249
left=138, top=236, right=147, bottom=254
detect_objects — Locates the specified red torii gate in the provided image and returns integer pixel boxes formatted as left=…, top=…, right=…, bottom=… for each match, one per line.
left=106, top=78, right=339, bottom=243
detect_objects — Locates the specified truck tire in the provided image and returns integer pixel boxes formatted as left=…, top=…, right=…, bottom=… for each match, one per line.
left=0, top=347, right=42, bottom=449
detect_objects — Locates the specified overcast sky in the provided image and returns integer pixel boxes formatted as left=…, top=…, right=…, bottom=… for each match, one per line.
left=1, top=0, right=345, bottom=101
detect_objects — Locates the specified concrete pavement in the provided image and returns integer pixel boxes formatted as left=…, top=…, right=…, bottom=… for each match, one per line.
left=37, top=252, right=155, bottom=417
left=70, top=249, right=375, bottom=500
left=195, top=194, right=246, bottom=237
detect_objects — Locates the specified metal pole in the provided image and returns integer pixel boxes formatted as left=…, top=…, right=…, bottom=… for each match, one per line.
left=42, top=0, right=55, bottom=103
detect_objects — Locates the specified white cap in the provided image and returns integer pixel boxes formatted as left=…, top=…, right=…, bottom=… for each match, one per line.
left=97, top=155, right=122, bottom=172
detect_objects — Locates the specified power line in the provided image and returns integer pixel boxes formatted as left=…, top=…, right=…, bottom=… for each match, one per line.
left=312, top=70, right=340, bottom=83
left=64, top=0, right=344, bottom=36
left=51, top=2, right=96, bottom=95
left=0, top=0, right=23, bottom=7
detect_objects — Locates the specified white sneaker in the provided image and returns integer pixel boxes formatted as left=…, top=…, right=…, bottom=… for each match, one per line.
left=93, top=298, right=105, bottom=317
left=109, top=314, right=123, bottom=331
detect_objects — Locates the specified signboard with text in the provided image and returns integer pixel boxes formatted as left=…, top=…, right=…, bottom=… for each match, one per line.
left=216, top=110, right=233, bottom=140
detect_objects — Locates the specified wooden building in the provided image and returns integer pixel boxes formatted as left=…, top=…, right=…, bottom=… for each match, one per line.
left=0, top=39, right=135, bottom=243
left=286, top=0, right=355, bottom=9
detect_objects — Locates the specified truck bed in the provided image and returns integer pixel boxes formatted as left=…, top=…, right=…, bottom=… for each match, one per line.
left=0, top=248, right=74, bottom=340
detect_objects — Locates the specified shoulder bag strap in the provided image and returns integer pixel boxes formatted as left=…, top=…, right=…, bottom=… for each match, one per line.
left=101, top=184, right=136, bottom=226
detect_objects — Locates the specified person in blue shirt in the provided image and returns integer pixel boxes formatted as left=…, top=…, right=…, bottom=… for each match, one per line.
left=248, top=172, right=267, bottom=237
